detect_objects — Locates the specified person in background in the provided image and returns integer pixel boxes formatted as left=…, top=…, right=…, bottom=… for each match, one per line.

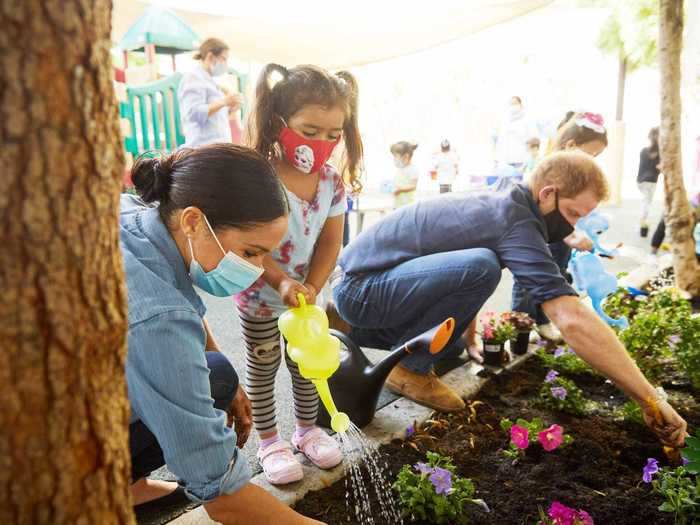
left=648, top=192, right=700, bottom=265
left=523, top=137, right=542, bottom=179
left=178, top=38, right=242, bottom=147
left=509, top=112, right=607, bottom=343
left=391, top=141, right=420, bottom=208
left=494, top=96, right=538, bottom=175
left=237, top=63, right=363, bottom=485
left=432, top=139, right=459, bottom=194
left=637, top=127, right=661, bottom=237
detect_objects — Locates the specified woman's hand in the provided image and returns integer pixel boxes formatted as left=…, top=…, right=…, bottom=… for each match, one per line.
left=223, top=93, right=242, bottom=111
left=278, top=278, right=314, bottom=307
left=227, top=386, right=252, bottom=447
left=564, top=232, right=593, bottom=252
left=642, top=398, right=688, bottom=448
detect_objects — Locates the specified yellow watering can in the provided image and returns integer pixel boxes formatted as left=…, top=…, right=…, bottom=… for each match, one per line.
left=278, top=293, right=351, bottom=433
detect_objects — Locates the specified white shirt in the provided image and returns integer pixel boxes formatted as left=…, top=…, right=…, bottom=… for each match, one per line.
left=177, top=65, right=232, bottom=147
left=433, top=151, right=459, bottom=185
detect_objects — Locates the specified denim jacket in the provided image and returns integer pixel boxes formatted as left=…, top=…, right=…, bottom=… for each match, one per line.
left=120, top=195, right=250, bottom=502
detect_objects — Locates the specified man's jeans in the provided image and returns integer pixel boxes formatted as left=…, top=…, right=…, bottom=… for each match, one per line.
left=511, top=241, right=571, bottom=325
left=129, top=351, right=239, bottom=482
left=333, top=248, right=502, bottom=374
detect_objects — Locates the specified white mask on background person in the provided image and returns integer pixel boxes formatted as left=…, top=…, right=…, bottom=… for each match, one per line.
left=211, top=61, right=228, bottom=77
left=393, top=157, right=405, bottom=169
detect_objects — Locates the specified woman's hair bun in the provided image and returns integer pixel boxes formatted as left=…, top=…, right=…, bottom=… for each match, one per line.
left=131, top=153, right=174, bottom=203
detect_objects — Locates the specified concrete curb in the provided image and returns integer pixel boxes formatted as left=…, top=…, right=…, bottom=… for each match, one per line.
left=168, top=350, right=533, bottom=524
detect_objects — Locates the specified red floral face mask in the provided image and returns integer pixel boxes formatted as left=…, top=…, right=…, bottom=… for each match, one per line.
left=278, top=126, right=340, bottom=174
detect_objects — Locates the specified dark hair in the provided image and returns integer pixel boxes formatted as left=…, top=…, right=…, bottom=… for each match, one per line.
left=390, top=141, right=418, bottom=159
left=131, top=144, right=288, bottom=231
left=555, top=113, right=608, bottom=151
left=247, top=63, right=364, bottom=193
left=557, top=111, right=576, bottom=131
left=193, top=38, right=229, bottom=61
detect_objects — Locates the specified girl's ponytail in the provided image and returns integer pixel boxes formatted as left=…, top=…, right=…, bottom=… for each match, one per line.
left=335, top=70, right=364, bottom=194
left=247, top=63, right=289, bottom=160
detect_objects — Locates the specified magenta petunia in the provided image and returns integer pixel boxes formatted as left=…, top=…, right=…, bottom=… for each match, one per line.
left=538, top=424, right=564, bottom=452
left=510, top=424, right=530, bottom=450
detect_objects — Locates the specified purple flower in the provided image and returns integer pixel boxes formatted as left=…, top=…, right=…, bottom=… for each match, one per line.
left=642, top=458, right=659, bottom=483
left=414, top=462, right=433, bottom=475
left=545, top=370, right=560, bottom=383
left=682, top=456, right=690, bottom=466
left=551, top=386, right=568, bottom=400
left=429, top=467, right=452, bottom=495
left=669, top=335, right=681, bottom=346
left=554, top=346, right=567, bottom=358
left=406, top=424, right=415, bottom=438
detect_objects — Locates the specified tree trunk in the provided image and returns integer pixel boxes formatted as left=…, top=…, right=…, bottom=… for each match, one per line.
left=659, top=0, right=700, bottom=296
left=0, top=1, right=134, bottom=524
left=616, top=54, right=627, bottom=121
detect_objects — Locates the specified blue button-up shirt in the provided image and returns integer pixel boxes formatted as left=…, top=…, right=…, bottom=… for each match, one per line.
left=119, top=195, right=250, bottom=502
left=339, top=183, right=576, bottom=306
left=178, top=65, right=232, bottom=147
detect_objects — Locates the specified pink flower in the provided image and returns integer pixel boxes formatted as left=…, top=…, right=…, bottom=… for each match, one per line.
left=583, top=112, right=604, bottom=127
left=577, top=510, right=594, bottom=525
left=548, top=501, right=577, bottom=524
left=510, top=424, right=530, bottom=450
left=538, top=424, right=564, bottom=452
left=482, top=324, right=494, bottom=340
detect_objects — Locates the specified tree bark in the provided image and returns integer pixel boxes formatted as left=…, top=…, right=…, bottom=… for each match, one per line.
left=659, top=0, right=700, bottom=296
left=616, top=54, right=627, bottom=121
left=0, top=1, right=133, bottom=524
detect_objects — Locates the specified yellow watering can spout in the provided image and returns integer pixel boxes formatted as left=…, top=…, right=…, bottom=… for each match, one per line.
left=278, top=293, right=350, bottom=433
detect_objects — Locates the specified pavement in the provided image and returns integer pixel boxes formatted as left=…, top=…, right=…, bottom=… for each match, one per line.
left=144, top=195, right=663, bottom=524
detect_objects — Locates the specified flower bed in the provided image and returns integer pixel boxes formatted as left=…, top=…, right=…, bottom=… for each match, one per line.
left=294, top=355, right=700, bottom=524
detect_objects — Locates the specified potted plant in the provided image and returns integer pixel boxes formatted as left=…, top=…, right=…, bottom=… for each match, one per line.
left=503, top=311, right=535, bottom=355
left=480, top=312, right=516, bottom=366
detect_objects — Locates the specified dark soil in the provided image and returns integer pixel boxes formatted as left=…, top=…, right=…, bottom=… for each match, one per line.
left=294, top=357, right=700, bottom=524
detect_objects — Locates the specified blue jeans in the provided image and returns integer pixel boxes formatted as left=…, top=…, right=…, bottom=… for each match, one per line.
left=129, top=351, right=239, bottom=481
left=333, top=248, right=502, bottom=374
left=511, top=241, right=571, bottom=325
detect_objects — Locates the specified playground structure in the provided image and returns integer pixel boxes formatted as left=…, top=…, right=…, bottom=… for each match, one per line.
left=113, top=6, right=249, bottom=186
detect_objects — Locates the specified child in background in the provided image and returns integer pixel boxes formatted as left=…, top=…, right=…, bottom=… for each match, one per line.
left=432, top=139, right=459, bottom=194
left=391, top=141, right=419, bottom=208
left=237, top=63, right=363, bottom=485
left=637, top=127, right=661, bottom=237
left=523, top=137, right=542, bottom=180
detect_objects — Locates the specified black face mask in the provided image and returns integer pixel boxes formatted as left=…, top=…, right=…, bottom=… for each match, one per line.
left=542, top=191, right=575, bottom=243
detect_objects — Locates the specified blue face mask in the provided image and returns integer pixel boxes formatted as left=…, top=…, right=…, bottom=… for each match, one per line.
left=188, top=216, right=264, bottom=297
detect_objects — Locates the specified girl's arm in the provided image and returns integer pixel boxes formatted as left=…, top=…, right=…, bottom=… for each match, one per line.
left=261, top=255, right=312, bottom=308
left=203, top=318, right=220, bottom=352
left=304, top=215, right=344, bottom=296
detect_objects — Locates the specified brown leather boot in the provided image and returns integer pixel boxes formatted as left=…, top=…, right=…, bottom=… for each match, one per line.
left=325, top=300, right=351, bottom=335
left=385, top=365, right=465, bottom=412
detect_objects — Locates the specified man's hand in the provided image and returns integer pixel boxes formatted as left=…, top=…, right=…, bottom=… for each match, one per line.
left=642, top=398, right=688, bottom=448
left=278, top=277, right=314, bottom=307
left=227, top=386, right=252, bottom=447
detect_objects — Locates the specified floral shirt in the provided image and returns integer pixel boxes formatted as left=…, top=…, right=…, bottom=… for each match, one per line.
left=236, top=164, right=347, bottom=318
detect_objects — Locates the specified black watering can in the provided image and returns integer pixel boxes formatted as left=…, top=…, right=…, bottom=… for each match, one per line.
left=317, top=317, right=455, bottom=429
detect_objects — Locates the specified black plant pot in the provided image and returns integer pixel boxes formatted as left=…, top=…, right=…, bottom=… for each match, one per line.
left=510, top=330, right=530, bottom=356
left=482, top=340, right=505, bottom=366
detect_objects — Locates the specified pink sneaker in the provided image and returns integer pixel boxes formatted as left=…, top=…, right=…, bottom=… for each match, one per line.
left=292, top=427, right=343, bottom=469
left=257, top=440, right=303, bottom=485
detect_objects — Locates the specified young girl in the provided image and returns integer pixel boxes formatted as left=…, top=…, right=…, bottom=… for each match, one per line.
left=391, top=141, right=419, bottom=208
left=236, top=64, right=363, bottom=485
left=637, top=126, right=661, bottom=237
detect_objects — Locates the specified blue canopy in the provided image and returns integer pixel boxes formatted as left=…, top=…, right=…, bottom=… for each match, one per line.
left=118, top=6, right=200, bottom=55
